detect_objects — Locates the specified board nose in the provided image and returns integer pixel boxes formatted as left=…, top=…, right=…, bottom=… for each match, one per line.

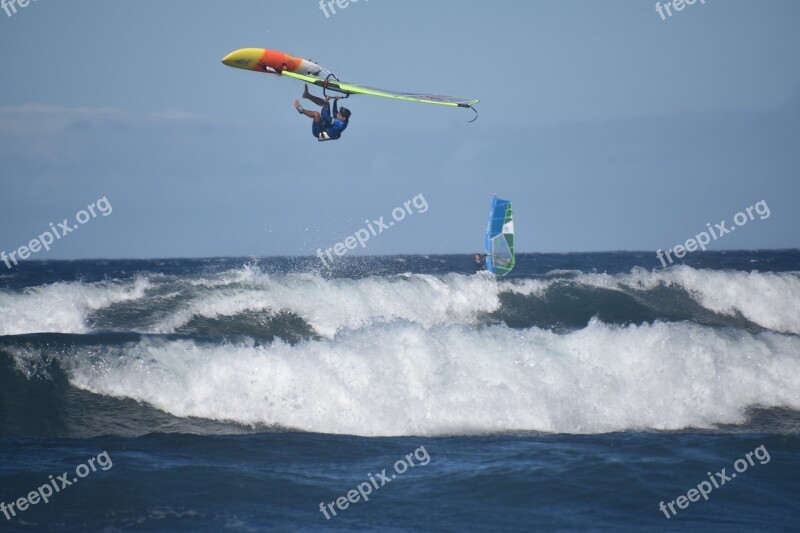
left=221, top=49, right=262, bottom=70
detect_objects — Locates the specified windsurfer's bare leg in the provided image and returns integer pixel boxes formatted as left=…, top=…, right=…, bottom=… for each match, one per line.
left=294, top=100, right=321, bottom=121
left=302, top=85, right=326, bottom=107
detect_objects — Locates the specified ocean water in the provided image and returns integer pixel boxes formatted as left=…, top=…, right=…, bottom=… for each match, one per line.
left=1, top=252, right=799, bottom=532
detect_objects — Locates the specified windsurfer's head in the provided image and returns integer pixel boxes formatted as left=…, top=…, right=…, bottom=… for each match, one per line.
left=339, top=107, right=351, bottom=120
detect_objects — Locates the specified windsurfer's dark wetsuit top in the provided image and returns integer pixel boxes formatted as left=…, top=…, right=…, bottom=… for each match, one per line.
left=312, top=100, right=348, bottom=140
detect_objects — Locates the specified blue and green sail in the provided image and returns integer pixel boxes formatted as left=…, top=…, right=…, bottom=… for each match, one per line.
left=485, top=196, right=515, bottom=276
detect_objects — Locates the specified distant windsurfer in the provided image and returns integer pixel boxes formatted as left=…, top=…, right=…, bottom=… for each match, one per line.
left=294, top=84, right=351, bottom=141
left=473, top=253, right=486, bottom=270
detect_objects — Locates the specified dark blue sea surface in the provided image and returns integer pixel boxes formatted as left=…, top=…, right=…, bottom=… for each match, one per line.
left=1, top=252, right=799, bottom=531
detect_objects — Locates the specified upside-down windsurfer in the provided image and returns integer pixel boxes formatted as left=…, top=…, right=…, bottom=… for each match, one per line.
left=294, top=84, right=351, bottom=141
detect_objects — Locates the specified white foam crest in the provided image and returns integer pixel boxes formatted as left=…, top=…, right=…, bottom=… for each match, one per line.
left=502, top=278, right=559, bottom=297
left=576, top=266, right=800, bottom=334
left=500, top=266, right=800, bottom=334
left=0, top=276, right=150, bottom=335
left=658, top=268, right=800, bottom=334
left=65, top=320, right=800, bottom=437
left=155, top=272, right=502, bottom=337
left=184, top=263, right=263, bottom=288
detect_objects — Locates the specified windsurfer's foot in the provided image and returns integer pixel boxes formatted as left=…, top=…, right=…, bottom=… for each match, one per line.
left=294, top=100, right=304, bottom=113
left=302, top=84, right=311, bottom=99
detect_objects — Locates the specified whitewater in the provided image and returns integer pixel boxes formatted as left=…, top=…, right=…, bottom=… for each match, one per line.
left=2, top=255, right=799, bottom=438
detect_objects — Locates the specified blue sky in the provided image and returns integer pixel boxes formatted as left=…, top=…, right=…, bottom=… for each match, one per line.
left=1, top=0, right=798, bottom=259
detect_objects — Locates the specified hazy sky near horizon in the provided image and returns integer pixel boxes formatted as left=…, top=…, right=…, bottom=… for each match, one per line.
left=1, top=0, right=799, bottom=261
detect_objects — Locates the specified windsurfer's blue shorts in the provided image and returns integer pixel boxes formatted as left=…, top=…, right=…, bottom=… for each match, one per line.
left=312, top=102, right=333, bottom=138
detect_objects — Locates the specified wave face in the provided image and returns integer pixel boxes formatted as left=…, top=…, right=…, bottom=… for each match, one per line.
left=1, top=254, right=799, bottom=437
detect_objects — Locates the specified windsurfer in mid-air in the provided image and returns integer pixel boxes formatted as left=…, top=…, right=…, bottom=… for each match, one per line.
left=294, top=84, right=351, bottom=141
